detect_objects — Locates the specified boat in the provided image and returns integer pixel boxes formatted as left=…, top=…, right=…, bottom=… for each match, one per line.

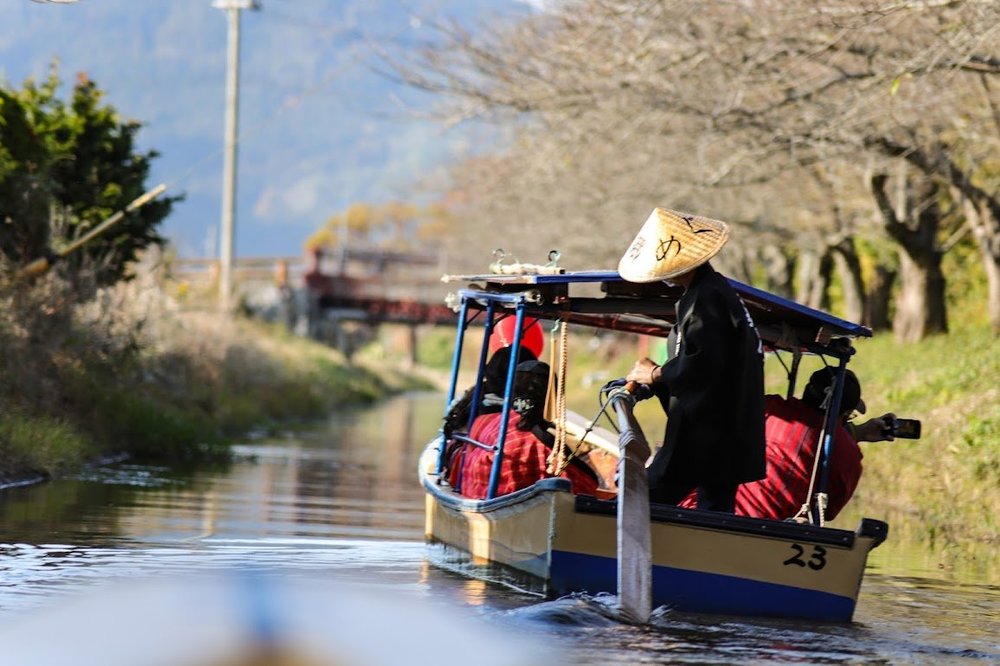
left=419, top=268, right=888, bottom=622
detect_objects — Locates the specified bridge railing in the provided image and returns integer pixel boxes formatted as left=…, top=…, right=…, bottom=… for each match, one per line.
left=169, top=249, right=457, bottom=327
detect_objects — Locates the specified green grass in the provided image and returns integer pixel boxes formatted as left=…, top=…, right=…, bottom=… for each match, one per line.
left=0, top=311, right=435, bottom=480
left=0, top=410, right=95, bottom=479
left=844, top=326, right=999, bottom=554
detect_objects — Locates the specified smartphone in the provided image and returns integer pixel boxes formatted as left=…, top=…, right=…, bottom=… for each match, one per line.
left=892, top=418, right=921, bottom=439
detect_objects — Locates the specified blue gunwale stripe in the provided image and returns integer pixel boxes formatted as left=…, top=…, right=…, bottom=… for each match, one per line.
left=549, top=550, right=857, bottom=622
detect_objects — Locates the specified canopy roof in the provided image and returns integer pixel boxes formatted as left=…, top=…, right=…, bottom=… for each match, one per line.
left=443, top=270, right=871, bottom=357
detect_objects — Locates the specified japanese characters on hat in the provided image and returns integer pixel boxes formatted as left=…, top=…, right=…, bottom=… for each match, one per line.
left=617, top=207, right=731, bottom=282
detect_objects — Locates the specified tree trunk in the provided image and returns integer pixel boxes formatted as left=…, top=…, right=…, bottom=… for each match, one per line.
left=868, top=139, right=1000, bottom=335
left=795, top=249, right=817, bottom=305
left=964, top=199, right=1000, bottom=335
left=984, top=250, right=1000, bottom=336
left=893, top=250, right=947, bottom=342
left=760, top=244, right=795, bottom=298
left=734, top=247, right=755, bottom=284
left=831, top=238, right=866, bottom=324
left=869, top=172, right=948, bottom=342
left=865, top=264, right=896, bottom=331
left=807, top=251, right=833, bottom=311
left=795, top=247, right=832, bottom=309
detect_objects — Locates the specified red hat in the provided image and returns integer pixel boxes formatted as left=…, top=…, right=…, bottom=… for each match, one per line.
left=488, top=316, right=544, bottom=359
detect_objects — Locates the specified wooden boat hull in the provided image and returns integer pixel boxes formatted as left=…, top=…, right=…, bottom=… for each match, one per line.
left=421, top=442, right=887, bottom=622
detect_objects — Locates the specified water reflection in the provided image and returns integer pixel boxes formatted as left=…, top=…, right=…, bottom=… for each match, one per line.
left=0, top=392, right=441, bottom=546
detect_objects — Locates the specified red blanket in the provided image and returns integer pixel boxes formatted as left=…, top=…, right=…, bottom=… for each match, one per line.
left=449, top=411, right=599, bottom=500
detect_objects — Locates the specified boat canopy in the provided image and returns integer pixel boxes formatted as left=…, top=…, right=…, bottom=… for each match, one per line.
left=439, top=269, right=869, bottom=512
left=442, top=270, right=871, bottom=357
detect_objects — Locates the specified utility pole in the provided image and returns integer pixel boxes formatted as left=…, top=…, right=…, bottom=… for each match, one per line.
left=213, top=0, right=260, bottom=312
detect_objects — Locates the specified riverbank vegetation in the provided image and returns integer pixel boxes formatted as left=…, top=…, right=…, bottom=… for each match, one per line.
left=838, top=323, right=998, bottom=578
left=0, top=260, right=430, bottom=485
left=0, top=68, right=431, bottom=486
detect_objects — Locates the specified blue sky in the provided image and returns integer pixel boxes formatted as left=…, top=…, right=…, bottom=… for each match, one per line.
left=1, top=0, right=528, bottom=258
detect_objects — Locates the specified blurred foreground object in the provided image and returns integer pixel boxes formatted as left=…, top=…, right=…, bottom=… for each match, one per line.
left=0, top=571, right=556, bottom=666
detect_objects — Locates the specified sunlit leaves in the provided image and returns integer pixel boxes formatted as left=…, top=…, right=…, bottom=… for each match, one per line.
left=0, top=63, right=178, bottom=285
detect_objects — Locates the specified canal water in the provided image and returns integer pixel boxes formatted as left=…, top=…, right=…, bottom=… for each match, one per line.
left=0, top=392, right=997, bottom=665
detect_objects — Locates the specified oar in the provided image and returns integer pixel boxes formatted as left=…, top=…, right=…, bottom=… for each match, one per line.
left=608, top=381, right=652, bottom=624
left=15, top=183, right=168, bottom=280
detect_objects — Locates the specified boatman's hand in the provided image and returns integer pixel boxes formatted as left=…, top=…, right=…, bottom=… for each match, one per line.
left=602, top=378, right=654, bottom=402
left=626, top=357, right=662, bottom=386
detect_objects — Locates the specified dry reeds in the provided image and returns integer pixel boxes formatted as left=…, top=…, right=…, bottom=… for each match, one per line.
left=0, top=248, right=428, bottom=481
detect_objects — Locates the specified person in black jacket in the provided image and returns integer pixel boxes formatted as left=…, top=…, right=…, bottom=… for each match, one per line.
left=619, top=208, right=766, bottom=512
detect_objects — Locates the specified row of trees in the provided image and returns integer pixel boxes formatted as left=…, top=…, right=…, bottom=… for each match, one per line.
left=0, top=67, right=176, bottom=292
left=385, top=0, right=1000, bottom=340
left=305, top=200, right=454, bottom=252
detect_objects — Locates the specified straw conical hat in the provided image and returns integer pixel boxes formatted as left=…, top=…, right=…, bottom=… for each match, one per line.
left=617, top=208, right=730, bottom=282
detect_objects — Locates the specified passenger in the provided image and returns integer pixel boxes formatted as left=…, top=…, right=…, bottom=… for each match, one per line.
left=619, top=208, right=766, bottom=512
left=441, top=317, right=545, bottom=479
left=441, top=315, right=545, bottom=443
left=451, top=360, right=599, bottom=499
left=441, top=344, right=537, bottom=443
left=679, top=368, right=895, bottom=521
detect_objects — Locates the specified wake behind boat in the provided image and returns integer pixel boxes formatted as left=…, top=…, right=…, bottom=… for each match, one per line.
left=419, top=268, right=887, bottom=622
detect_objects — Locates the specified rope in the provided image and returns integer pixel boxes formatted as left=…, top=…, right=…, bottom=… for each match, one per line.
left=556, top=319, right=568, bottom=460
left=544, top=324, right=558, bottom=423
left=546, top=320, right=570, bottom=476
left=792, top=386, right=833, bottom=525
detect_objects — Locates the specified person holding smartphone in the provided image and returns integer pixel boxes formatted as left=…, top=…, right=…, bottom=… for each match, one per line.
left=679, top=368, right=903, bottom=521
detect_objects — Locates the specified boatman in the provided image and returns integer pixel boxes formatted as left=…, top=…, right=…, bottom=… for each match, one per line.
left=619, top=208, right=766, bottom=512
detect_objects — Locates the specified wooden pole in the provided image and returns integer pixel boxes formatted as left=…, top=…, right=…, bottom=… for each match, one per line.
left=213, top=0, right=259, bottom=311
left=16, top=183, right=167, bottom=281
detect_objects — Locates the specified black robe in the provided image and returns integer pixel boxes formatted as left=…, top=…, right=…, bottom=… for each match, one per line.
left=646, top=263, right=766, bottom=497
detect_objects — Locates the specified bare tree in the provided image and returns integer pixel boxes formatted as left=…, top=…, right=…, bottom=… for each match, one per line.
left=385, top=0, right=1000, bottom=333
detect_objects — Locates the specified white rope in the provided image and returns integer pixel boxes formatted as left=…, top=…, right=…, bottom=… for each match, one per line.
left=792, top=386, right=833, bottom=524
left=815, top=493, right=828, bottom=527
left=556, top=320, right=568, bottom=457
left=546, top=320, right=570, bottom=475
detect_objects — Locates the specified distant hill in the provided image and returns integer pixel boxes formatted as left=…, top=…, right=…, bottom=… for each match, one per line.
left=0, top=0, right=527, bottom=258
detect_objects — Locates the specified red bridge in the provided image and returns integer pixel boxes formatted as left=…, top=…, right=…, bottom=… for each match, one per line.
left=301, top=247, right=456, bottom=326
left=171, top=246, right=459, bottom=361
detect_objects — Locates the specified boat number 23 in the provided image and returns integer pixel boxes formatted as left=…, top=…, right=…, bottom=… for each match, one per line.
left=783, top=544, right=827, bottom=570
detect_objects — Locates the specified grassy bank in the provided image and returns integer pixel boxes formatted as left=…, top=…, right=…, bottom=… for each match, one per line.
left=843, top=324, right=999, bottom=575
left=0, top=271, right=432, bottom=484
